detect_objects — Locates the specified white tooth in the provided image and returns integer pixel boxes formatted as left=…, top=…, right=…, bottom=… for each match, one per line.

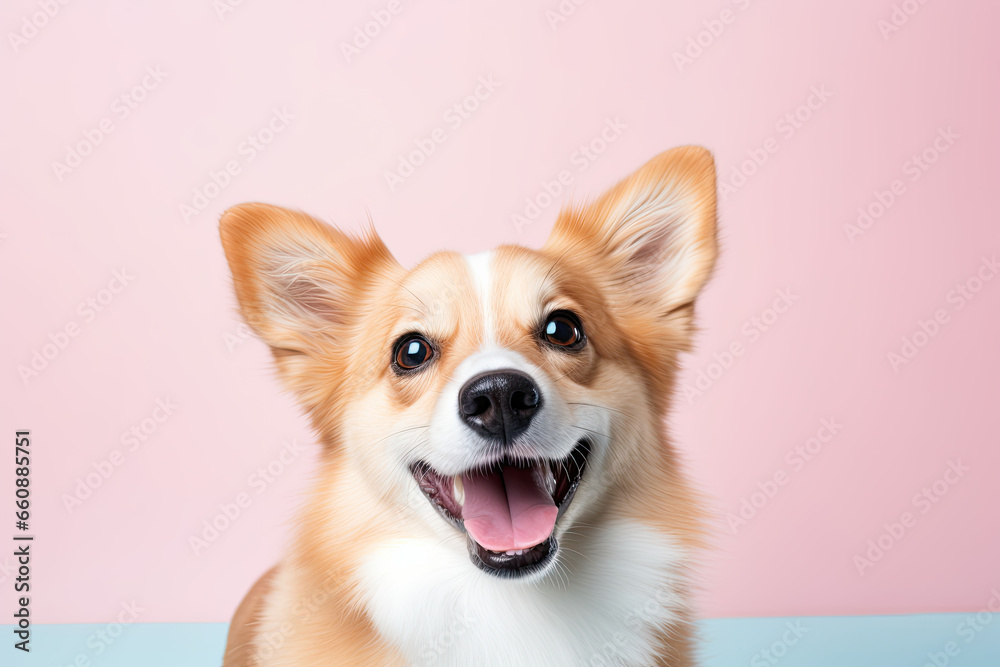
left=505, top=550, right=517, bottom=556
left=541, top=463, right=556, bottom=496
left=516, top=549, right=524, bottom=555
left=454, top=476, right=464, bottom=506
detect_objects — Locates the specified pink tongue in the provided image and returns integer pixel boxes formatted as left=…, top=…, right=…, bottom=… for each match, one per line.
left=461, top=465, right=557, bottom=552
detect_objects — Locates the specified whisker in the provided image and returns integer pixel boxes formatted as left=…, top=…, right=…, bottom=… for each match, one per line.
left=367, top=424, right=430, bottom=450
left=566, top=402, right=629, bottom=416
left=570, top=424, right=611, bottom=440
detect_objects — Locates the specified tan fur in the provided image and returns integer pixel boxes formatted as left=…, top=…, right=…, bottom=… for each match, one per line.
left=219, top=146, right=717, bottom=665
left=222, top=567, right=277, bottom=666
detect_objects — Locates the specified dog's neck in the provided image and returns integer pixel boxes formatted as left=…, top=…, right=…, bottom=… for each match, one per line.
left=356, top=518, right=691, bottom=667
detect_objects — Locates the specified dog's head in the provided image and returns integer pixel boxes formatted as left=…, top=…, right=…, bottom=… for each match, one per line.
left=220, top=147, right=717, bottom=580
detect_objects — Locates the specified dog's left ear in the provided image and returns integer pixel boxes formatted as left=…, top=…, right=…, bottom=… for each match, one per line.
left=544, top=146, right=717, bottom=325
left=219, top=202, right=400, bottom=359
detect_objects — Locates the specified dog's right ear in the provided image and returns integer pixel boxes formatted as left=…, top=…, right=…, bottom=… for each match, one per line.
left=219, top=203, right=400, bottom=357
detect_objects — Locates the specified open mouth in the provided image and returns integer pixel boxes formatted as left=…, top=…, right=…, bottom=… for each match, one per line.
left=410, top=440, right=590, bottom=578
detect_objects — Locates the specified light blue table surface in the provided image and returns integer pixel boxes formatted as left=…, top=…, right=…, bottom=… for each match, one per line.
left=5, top=613, right=999, bottom=665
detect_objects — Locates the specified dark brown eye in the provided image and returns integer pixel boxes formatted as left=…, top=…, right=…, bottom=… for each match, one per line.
left=395, top=336, right=434, bottom=370
left=543, top=312, right=584, bottom=348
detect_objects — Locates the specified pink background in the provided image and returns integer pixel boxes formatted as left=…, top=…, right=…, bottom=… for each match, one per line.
left=2, top=0, right=998, bottom=624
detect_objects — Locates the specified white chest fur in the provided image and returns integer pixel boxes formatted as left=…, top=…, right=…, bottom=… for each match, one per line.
left=358, top=520, right=689, bottom=667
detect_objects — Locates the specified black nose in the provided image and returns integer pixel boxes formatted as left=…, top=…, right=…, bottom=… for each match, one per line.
left=458, top=370, right=542, bottom=443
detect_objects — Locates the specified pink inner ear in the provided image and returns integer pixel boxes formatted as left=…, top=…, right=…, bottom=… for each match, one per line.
left=542, top=147, right=717, bottom=311
left=607, top=205, right=714, bottom=313
left=624, top=223, right=676, bottom=272
left=267, top=259, right=346, bottom=325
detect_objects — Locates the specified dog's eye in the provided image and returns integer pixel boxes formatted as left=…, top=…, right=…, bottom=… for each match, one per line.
left=543, top=312, right=584, bottom=348
left=395, top=335, right=434, bottom=370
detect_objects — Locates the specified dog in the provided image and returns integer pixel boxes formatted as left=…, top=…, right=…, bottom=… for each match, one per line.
left=219, top=146, right=718, bottom=666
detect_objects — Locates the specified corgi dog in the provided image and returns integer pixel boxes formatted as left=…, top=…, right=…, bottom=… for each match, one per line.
left=219, top=146, right=718, bottom=666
